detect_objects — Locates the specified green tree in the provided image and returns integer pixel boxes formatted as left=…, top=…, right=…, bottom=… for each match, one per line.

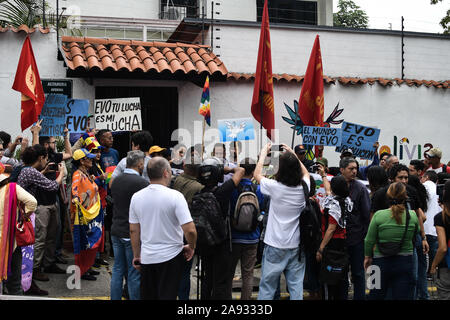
left=333, top=0, right=369, bottom=29
left=431, top=0, right=450, bottom=34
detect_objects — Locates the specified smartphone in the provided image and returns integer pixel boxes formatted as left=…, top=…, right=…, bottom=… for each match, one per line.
left=18, top=138, right=23, bottom=143
left=270, top=145, right=284, bottom=152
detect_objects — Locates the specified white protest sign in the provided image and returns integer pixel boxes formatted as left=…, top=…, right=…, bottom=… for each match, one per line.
left=94, top=97, right=142, bottom=132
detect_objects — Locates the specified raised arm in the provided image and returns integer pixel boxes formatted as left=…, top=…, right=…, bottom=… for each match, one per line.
left=254, top=143, right=272, bottom=184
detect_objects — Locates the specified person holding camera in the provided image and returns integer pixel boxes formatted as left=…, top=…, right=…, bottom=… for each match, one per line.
left=255, top=143, right=310, bottom=300
left=17, top=145, right=64, bottom=295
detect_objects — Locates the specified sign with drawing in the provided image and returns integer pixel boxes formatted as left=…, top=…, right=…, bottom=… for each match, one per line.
left=217, top=118, right=255, bottom=142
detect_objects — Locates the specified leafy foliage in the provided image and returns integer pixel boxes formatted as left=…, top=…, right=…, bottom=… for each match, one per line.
left=333, top=0, right=369, bottom=29
left=0, top=0, right=45, bottom=28
left=431, top=0, right=450, bottom=34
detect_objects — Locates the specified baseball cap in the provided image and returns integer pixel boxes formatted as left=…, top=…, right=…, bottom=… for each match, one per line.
left=294, top=145, right=307, bottom=154
left=83, top=136, right=103, bottom=152
left=149, top=145, right=166, bottom=155
left=73, top=148, right=97, bottom=161
left=426, top=147, right=442, bottom=159
left=341, top=148, right=354, bottom=157
left=315, top=157, right=328, bottom=168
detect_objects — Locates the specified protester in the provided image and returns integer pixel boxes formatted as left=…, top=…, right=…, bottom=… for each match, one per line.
left=430, top=180, right=450, bottom=299
left=170, top=144, right=187, bottom=170
left=255, top=143, right=310, bottom=300
left=425, top=148, right=450, bottom=174
left=294, top=144, right=314, bottom=172
left=0, top=135, right=27, bottom=168
left=110, top=150, right=148, bottom=300
left=196, top=157, right=245, bottom=300
left=229, top=141, right=242, bottom=165
left=227, top=157, right=265, bottom=300
left=409, top=160, right=426, bottom=177
left=96, top=129, right=119, bottom=259
left=172, top=153, right=204, bottom=300
left=316, top=175, right=353, bottom=300
left=0, top=162, right=37, bottom=295
left=111, top=130, right=153, bottom=183
left=385, top=155, right=400, bottom=172
left=379, top=152, right=392, bottom=171
left=364, top=182, right=420, bottom=300
left=367, top=166, right=389, bottom=197
left=149, top=145, right=166, bottom=158
left=420, top=170, right=441, bottom=280
left=17, top=145, right=65, bottom=295
left=129, top=157, right=197, bottom=300
left=70, top=148, right=104, bottom=281
left=337, top=157, right=371, bottom=300
left=356, top=143, right=380, bottom=180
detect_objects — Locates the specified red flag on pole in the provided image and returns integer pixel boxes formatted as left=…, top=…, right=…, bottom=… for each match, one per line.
left=251, top=0, right=275, bottom=141
left=12, top=36, right=45, bottom=132
left=298, top=35, right=324, bottom=156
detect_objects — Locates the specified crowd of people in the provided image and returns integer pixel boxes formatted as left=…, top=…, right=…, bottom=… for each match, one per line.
left=0, top=124, right=449, bottom=301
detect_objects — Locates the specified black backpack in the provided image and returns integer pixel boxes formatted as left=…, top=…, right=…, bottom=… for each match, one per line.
left=298, top=180, right=322, bottom=261
left=232, top=184, right=260, bottom=232
left=189, top=190, right=228, bottom=249
left=9, top=165, right=26, bottom=183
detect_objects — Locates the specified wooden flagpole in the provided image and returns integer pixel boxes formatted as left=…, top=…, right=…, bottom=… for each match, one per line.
left=201, top=117, right=206, bottom=161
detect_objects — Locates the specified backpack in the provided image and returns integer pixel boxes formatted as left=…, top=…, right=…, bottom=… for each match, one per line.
left=9, top=165, right=26, bottom=183
left=298, top=181, right=322, bottom=261
left=232, top=184, right=260, bottom=232
left=189, top=190, right=228, bottom=249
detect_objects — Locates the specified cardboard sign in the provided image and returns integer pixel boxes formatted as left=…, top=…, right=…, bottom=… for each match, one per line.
left=336, top=121, right=380, bottom=160
left=38, top=94, right=67, bottom=136
left=302, top=126, right=342, bottom=146
left=65, top=99, right=90, bottom=134
left=94, top=97, right=142, bottom=132
left=217, top=118, right=255, bottom=142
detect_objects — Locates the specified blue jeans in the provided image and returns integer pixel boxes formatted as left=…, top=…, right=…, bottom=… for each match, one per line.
left=258, top=245, right=305, bottom=300
left=110, top=236, right=141, bottom=300
left=426, top=235, right=438, bottom=272
left=368, top=255, right=415, bottom=300
left=413, top=234, right=428, bottom=300
left=343, top=241, right=366, bottom=300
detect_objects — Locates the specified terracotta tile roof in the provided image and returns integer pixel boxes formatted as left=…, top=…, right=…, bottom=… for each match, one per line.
left=0, top=24, right=50, bottom=34
left=61, top=36, right=228, bottom=78
left=227, top=73, right=450, bottom=89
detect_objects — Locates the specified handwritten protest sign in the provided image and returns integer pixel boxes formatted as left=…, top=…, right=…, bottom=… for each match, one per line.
left=217, top=118, right=255, bottom=142
left=94, top=97, right=142, bottom=132
left=65, top=99, right=90, bottom=134
left=38, top=94, right=67, bottom=136
left=302, top=126, right=342, bottom=146
left=335, top=121, right=380, bottom=160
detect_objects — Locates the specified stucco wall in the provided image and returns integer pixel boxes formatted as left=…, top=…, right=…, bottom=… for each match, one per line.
left=211, top=25, right=450, bottom=81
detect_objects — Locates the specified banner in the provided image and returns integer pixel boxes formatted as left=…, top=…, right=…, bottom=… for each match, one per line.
left=217, top=118, right=255, bottom=142
left=38, top=94, right=67, bottom=136
left=66, top=99, right=90, bottom=134
left=336, top=121, right=380, bottom=160
left=94, top=97, right=142, bottom=132
left=302, top=126, right=342, bottom=147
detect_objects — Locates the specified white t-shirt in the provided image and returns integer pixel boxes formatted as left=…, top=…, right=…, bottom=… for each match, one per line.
left=423, top=180, right=441, bottom=237
left=260, top=176, right=311, bottom=249
left=129, top=184, right=193, bottom=264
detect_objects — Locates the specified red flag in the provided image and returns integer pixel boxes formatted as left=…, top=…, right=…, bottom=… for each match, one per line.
left=251, top=0, right=275, bottom=140
left=12, top=36, right=45, bottom=131
left=298, top=35, right=324, bottom=156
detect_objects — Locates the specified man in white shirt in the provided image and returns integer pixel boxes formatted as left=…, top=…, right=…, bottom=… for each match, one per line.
left=421, top=170, right=441, bottom=273
left=129, top=156, right=197, bottom=300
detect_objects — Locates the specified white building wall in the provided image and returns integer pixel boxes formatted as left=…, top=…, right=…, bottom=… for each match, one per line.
left=212, top=25, right=450, bottom=81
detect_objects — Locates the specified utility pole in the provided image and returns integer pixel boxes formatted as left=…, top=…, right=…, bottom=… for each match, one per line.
left=401, top=16, right=405, bottom=80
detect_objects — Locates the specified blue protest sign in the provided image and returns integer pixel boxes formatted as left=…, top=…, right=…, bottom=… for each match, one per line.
left=217, top=118, right=255, bottom=142
left=65, top=99, right=90, bottom=134
left=302, top=126, right=342, bottom=147
left=336, top=121, right=380, bottom=160
left=38, top=94, right=67, bottom=136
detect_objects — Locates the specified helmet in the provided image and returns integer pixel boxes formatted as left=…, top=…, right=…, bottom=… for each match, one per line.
left=198, top=157, right=224, bottom=186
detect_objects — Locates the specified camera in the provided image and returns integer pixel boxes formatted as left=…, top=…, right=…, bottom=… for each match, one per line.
left=270, top=145, right=283, bottom=152
left=311, top=164, right=320, bottom=173
left=48, top=163, right=58, bottom=171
